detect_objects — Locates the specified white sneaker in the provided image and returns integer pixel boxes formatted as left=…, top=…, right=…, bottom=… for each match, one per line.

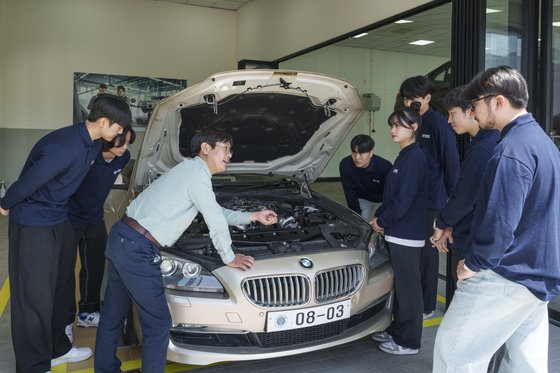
left=378, top=339, right=419, bottom=355
left=51, top=346, right=93, bottom=366
left=65, top=323, right=73, bottom=343
left=77, top=311, right=100, bottom=327
left=371, top=331, right=393, bottom=343
left=423, top=310, right=435, bottom=320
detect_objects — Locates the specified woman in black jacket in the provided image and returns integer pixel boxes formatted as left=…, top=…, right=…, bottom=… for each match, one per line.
left=370, top=105, right=428, bottom=355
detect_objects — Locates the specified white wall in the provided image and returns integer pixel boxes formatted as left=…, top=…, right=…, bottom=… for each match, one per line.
left=280, top=45, right=448, bottom=177
left=236, top=0, right=433, bottom=62
left=0, top=0, right=237, bottom=131
left=0, top=0, right=439, bottom=184
left=0, top=0, right=237, bottom=183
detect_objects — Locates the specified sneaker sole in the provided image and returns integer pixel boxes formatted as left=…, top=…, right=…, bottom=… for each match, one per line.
left=423, top=311, right=435, bottom=320
left=371, top=335, right=393, bottom=343
left=378, top=344, right=419, bottom=355
left=51, top=350, right=93, bottom=366
left=77, top=322, right=98, bottom=328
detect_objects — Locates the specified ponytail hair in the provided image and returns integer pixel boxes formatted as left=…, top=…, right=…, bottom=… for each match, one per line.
left=409, top=101, right=421, bottom=113
left=387, top=105, right=422, bottom=135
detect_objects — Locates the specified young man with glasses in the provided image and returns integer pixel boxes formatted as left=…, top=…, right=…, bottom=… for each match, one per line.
left=433, top=66, right=560, bottom=372
left=94, top=130, right=278, bottom=373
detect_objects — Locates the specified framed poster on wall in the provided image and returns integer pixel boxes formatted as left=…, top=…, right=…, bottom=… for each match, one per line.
left=73, top=72, right=187, bottom=130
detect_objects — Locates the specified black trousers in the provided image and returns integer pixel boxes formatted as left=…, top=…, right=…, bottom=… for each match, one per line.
left=421, top=208, right=439, bottom=313
left=386, top=240, right=423, bottom=349
left=8, top=221, right=73, bottom=373
left=67, top=222, right=108, bottom=323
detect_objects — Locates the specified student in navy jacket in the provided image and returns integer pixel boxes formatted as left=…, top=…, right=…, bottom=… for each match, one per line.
left=370, top=106, right=428, bottom=356
left=64, top=127, right=136, bottom=339
left=430, top=86, right=499, bottom=289
left=434, top=66, right=560, bottom=372
left=399, top=76, right=460, bottom=319
left=339, top=134, right=392, bottom=219
left=0, top=95, right=132, bottom=372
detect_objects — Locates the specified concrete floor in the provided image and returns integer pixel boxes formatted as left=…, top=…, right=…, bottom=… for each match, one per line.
left=0, top=181, right=559, bottom=373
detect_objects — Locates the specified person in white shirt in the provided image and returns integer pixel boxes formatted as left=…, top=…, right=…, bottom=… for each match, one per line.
left=94, top=130, right=277, bottom=373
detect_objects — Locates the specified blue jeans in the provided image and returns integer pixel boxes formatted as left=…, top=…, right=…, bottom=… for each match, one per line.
left=433, top=269, right=549, bottom=373
left=94, top=221, right=171, bottom=373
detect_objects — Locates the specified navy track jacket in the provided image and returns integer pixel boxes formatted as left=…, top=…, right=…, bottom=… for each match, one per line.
left=376, top=142, right=428, bottom=242
left=1, top=123, right=101, bottom=226
left=69, top=150, right=131, bottom=225
left=418, top=107, right=460, bottom=209
left=465, top=113, right=560, bottom=301
left=435, top=129, right=500, bottom=249
left=339, top=154, right=392, bottom=214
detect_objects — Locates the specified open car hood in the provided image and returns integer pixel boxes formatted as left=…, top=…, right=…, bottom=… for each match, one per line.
left=133, top=70, right=364, bottom=189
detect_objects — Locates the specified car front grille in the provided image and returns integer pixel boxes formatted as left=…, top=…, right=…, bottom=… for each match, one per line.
left=242, top=275, right=311, bottom=307
left=170, top=294, right=389, bottom=349
left=315, top=265, right=364, bottom=303
left=242, top=265, right=365, bottom=308
left=256, top=294, right=386, bottom=348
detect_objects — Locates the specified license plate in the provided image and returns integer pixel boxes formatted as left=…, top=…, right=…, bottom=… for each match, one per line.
left=266, top=299, right=351, bottom=332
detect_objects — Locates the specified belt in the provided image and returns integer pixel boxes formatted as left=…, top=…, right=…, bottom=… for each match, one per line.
left=121, top=215, right=161, bottom=247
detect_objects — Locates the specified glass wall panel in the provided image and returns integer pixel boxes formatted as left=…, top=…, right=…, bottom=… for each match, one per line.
left=552, top=1, right=560, bottom=142
left=279, top=3, right=452, bottom=174
left=549, top=0, right=560, bottom=318
left=485, top=0, right=523, bottom=69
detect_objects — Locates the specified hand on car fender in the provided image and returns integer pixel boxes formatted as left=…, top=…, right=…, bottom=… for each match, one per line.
left=370, top=218, right=384, bottom=233
left=228, top=253, right=255, bottom=271
left=252, top=210, right=278, bottom=225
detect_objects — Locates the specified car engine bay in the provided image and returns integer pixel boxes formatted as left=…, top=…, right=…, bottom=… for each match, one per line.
left=171, top=191, right=369, bottom=262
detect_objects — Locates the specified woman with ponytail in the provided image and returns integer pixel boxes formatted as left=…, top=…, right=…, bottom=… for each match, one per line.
left=369, top=105, right=428, bottom=356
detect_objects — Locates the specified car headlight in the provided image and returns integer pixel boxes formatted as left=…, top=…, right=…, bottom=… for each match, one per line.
left=160, top=254, right=224, bottom=293
left=367, top=232, right=389, bottom=269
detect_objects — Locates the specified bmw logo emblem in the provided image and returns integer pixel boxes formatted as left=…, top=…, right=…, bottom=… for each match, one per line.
left=299, top=257, right=313, bottom=269
left=274, top=315, right=288, bottom=328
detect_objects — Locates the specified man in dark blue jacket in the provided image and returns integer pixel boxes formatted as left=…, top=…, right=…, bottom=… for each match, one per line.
left=430, top=86, right=499, bottom=289
left=399, top=76, right=460, bottom=318
left=339, top=134, right=392, bottom=219
left=0, top=95, right=132, bottom=373
left=64, top=127, right=135, bottom=341
left=433, top=66, right=560, bottom=372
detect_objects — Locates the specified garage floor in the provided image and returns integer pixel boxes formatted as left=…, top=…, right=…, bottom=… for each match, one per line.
left=0, top=181, right=559, bottom=373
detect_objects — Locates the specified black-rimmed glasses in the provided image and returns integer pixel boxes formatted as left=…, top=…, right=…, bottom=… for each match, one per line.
left=471, top=94, right=495, bottom=107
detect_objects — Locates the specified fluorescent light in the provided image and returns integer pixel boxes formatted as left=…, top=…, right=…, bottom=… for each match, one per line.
left=395, top=19, right=413, bottom=24
left=486, top=8, right=502, bottom=14
left=352, top=32, right=368, bottom=39
left=553, top=22, right=560, bottom=27
left=409, top=40, right=434, bottom=46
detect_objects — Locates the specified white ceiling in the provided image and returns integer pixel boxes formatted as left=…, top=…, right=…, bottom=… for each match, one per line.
left=153, top=0, right=454, bottom=57
left=148, top=1, right=544, bottom=61
left=335, top=3, right=452, bottom=58
left=154, top=0, right=254, bottom=11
